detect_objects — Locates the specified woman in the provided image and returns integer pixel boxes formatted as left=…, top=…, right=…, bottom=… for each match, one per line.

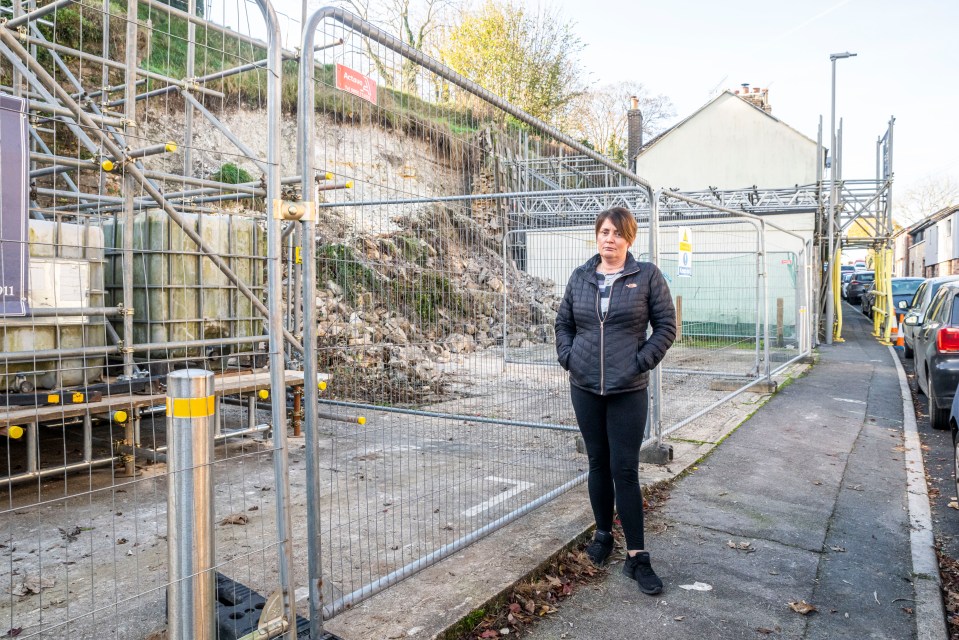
left=555, top=206, right=676, bottom=595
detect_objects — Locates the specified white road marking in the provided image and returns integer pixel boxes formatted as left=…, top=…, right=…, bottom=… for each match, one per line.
left=832, top=397, right=866, bottom=404
left=462, top=476, right=533, bottom=516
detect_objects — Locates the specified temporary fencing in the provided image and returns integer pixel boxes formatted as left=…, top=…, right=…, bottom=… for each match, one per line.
left=0, top=1, right=298, bottom=637
left=1, top=2, right=814, bottom=638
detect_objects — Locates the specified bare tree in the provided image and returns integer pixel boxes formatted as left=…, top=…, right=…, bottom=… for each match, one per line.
left=564, top=81, right=675, bottom=165
left=336, top=0, right=459, bottom=92
left=898, top=176, right=959, bottom=225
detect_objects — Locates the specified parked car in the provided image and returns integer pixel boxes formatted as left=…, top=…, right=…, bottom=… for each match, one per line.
left=844, top=270, right=874, bottom=304
left=859, top=282, right=875, bottom=315
left=861, top=277, right=924, bottom=317
left=950, top=383, right=959, bottom=498
left=901, top=275, right=959, bottom=358
left=908, top=282, right=959, bottom=430
left=840, top=271, right=855, bottom=298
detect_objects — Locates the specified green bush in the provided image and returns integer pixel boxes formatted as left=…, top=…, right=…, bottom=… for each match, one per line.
left=394, top=272, right=463, bottom=323
left=317, top=244, right=378, bottom=303
left=211, top=163, right=253, bottom=185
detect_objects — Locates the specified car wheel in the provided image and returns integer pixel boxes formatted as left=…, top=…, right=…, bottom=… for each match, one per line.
left=930, top=382, right=950, bottom=430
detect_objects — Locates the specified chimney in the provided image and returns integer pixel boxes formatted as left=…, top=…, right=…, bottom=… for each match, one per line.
left=737, top=85, right=772, bottom=114
left=627, top=96, right=643, bottom=172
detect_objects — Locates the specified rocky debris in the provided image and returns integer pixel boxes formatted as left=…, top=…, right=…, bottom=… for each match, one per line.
left=313, top=212, right=560, bottom=405
left=10, top=574, right=55, bottom=597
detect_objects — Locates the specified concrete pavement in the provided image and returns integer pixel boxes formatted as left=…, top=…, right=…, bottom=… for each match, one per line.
left=523, top=306, right=946, bottom=639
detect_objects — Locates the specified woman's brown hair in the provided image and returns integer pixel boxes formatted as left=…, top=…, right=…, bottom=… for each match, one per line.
left=595, top=207, right=637, bottom=245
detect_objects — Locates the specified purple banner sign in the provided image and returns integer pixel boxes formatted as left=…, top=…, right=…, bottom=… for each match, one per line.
left=0, top=94, right=28, bottom=316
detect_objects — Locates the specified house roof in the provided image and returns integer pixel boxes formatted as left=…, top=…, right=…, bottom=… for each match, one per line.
left=638, top=90, right=819, bottom=157
left=906, top=204, right=959, bottom=235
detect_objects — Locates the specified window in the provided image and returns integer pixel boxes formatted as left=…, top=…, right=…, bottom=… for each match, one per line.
left=928, top=288, right=949, bottom=323
left=910, top=282, right=927, bottom=309
left=892, top=279, right=923, bottom=296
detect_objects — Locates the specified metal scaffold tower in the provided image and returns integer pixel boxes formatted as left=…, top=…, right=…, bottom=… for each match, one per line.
left=822, top=118, right=896, bottom=343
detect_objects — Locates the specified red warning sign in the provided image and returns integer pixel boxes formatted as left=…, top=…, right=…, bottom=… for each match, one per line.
left=335, top=63, right=378, bottom=106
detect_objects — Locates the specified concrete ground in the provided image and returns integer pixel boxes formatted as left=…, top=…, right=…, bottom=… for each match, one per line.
left=3, top=309, right=934, bottom=640
left=326, top=308, right=947, bottom=640
left=520, top=310, right=942, bottom=640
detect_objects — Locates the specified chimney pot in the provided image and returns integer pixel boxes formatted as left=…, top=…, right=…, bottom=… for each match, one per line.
left=630, top=95, right=639, bottom=110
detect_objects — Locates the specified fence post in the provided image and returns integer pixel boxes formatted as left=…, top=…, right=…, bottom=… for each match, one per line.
left=760, top=220, right=771, bottom=381
left=166, top=369, right=216, bottom=640
left=675, top=295, right=683, bottom=341
left=777, top=298, right=784, bottom=347
left=640, top=188, right=672, bottom=464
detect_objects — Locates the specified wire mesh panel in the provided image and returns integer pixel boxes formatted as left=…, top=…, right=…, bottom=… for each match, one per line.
left=0, top=1, right=294, bottom=637
left=0, top=1, right=816, bottom=636
left=298, top=9, right=814, bottom=625
left=299, top=13, right=594, bottom=617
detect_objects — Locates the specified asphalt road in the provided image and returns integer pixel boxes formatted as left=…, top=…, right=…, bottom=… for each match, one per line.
left=896, top=335, right=959, bottom=561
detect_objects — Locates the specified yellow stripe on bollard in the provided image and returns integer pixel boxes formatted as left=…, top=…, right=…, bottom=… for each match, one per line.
left=166, top=395, right=216, bottom=417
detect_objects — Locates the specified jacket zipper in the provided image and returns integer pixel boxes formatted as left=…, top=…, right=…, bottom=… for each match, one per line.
left=593, top=263, right=639, bottom=395
left=598, top=276, right=621, bottom=395
left=596, top=287, right=604, bottom=394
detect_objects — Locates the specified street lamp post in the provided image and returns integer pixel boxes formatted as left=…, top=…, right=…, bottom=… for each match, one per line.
left=825, top=51, right=857, bottom=345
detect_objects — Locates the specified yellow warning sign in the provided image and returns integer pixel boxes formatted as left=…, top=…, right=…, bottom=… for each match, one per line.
left=678, top=227, right=693, bottom=277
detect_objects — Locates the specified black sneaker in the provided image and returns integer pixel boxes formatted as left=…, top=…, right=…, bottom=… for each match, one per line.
left=622, top=551, right=663, bottom=595
left=584, top=530, right=614, bottom=566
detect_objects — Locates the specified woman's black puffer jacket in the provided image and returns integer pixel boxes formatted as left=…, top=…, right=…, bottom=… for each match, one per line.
left=555, top=252, right=676, bottom=395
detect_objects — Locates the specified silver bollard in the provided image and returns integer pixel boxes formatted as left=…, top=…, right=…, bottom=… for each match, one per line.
left=166, top=369, right=217, bottom=640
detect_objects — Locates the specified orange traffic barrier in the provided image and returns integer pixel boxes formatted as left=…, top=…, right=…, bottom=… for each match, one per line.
left=891, top=324, right=904, bottom=348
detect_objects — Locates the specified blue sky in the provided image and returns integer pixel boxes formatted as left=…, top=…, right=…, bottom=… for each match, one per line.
left=540, top=0, right=959, bottom=198
left=238, top=0, right=959, bottom=202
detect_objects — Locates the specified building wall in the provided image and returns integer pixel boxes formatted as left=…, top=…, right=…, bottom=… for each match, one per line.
left=893, top=233, right=908, bottom=276
left=908, top=239, right=925, bottom=277
left=634, top=93, right=820, bottom=191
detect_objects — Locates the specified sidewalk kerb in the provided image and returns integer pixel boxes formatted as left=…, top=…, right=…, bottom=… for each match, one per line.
left=890, top=345, right=948, bottom=640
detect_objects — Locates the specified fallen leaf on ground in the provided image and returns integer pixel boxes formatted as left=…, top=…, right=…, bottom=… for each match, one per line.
left=679, top=582, right=712, bottom=591
left=788, top=600, right=817, bottom=615
left=220, top=513, right=249, bottom=526
left=948, top=501, right=959, bottom=510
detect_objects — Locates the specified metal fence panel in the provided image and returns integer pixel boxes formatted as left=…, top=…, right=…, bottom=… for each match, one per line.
left=0, top=2, right=295, bottom=637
